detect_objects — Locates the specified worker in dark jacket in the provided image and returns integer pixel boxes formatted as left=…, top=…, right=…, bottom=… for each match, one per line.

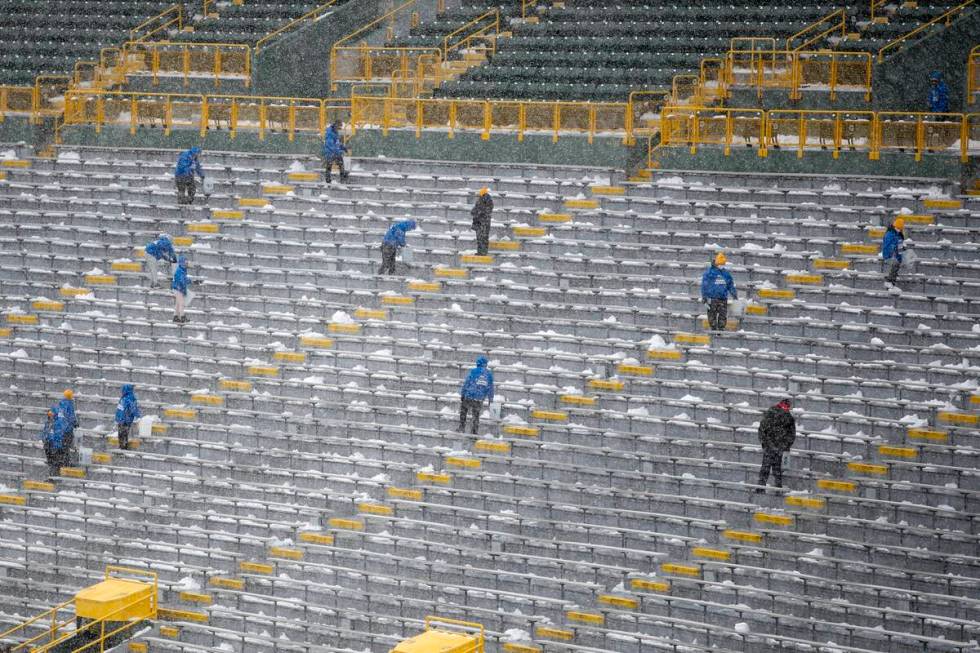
left=322, top=120, right=349, bottom=184
left=471, top=188, right=493, bottom=256
left=882, top=217, right=905, bottom=285
left=756, top=398, right=796, bottom=491
left=701, top=252, right=737, bottom=331
left=174, top=147, right=205, bottom=205
left=458, top=356, right=494, bottom=434
left=379, top=220, right=417, bottom=275
left=172, top=255, right=191, bottom=323
left=55, top=389, right=79, bottom=465
left=114, top=384, right=141, bottom=450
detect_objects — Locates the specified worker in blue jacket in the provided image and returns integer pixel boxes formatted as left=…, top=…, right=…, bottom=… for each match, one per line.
left=459, top=356, right=494, bottom=434
left=174, top=147, right=205, bottom=205
left=114, top=384, right=141, bottom=450
left=144, top=233, right=178, bottom=288
left=882, top=217, right=905, bottom=285
left=54, top=390, right=79, bottom=467
left=322, top=120, right=349, bottom=184
left=40, top=410, right=69, bottom=477
left=701, top=252, right=737, bottom=331
left=379, top=220, right=417, bottom=275
left=172, top=255, right=190, bottom=324
left=927, top=71, right=949, bottom=113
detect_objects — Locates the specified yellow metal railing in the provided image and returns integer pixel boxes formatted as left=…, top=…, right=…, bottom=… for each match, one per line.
left=63, top=90, right=348, bottom=141
left=726, top=49, right=872, bottom=101
left=256, top=0, right=341, bottom=52
left=35, top=75, right=71, bottom=118
left=786, top=8, right=846, bottom=51
left=121, top=42, right=252, bottom=89
left=331, top=46, right=443, bottom=91
left=0, top=86, right=39, bottom=121
left=656, top=106, right=977, bottom=162
left=0, top=567, right=157, bottom=653
left=626, top=90, right=670, bottom=144
left=878, top=0, right=976, bottom=61
left=871, top=0, right=889, bottom=24
left=970, top=45, right=980, bottom=104
left=130, top=4, right=183, bottom=42
left=350, top=94, right=629, bottom=143
left=442, top=9, right=500, bottom=60
left=522, top=0, right=540, bottom=20
left=331, top=0, right=428, bottom=90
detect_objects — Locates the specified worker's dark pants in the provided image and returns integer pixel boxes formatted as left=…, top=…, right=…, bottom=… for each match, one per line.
left=757, top=447, right=784, bottom=487
left=475, top=222, right=490, bottom=256
left=884, top=257, right=901, bottom=283
left=176, top=176, right=196, bottom=204
left=458, top=398, right=483, bottom=434
left=707, top=299, right=728, bottom=330
left=324, top=155, right=346, bottom=183
left=118, top=423, right=131, bottom=450
left=379, top=244, right=397, bottom=275
left=43, top=443, right=61, bottom=477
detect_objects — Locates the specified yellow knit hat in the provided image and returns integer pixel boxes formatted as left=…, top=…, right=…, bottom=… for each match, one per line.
left=893, top=217, right=905, bottom=230
left=478, top=188, right=489, bottom=196
left=715, top=252, right=727, bottom=266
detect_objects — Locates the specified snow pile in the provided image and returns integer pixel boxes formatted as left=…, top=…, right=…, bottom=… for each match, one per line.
left=331, top=310, right=354, bottom=324
left=57, top=151, right=81, bottom=163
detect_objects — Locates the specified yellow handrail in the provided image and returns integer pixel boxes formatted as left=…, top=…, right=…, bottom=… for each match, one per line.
left=442, top=9, right=500, bottom=60
left=655, top=106, right=976, bottom=163
left=350, top=94, right=629, bottom=143
left=130, top=4, right=183, bottom=42
left=256, top=0, right=342, bottom=52
left=726, top=49, right=873, bottom=101
left=63, top=89, right=349, bottom=141
left=870, top=0, right=889, bottom=24
left=878, top=0, right=976, bottom=61
left=121, top=41, right=252, bottom=89
left=786, top=8, right=846, bottom=51
left=522, top=0, right=540, bottom=20
left=331, top=0, right=423, bottom=88
left=969, top=45, right=980, bottom=104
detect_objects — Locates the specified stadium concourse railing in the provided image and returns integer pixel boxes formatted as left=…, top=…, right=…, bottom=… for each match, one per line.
left=786, top=8, right=846, bottom=51
left=878, top=0, right=976, bottom=61
left=970, top=45, right=980, bottom=104
left=349, top=94, right=630, bottom=143
left=61, top=90, right=349, bottom=141
left=118, top=41, right=252, bottom=89
left=652, top=107, right=978, bottom=164
left=726, top=49, right=872, bottom=101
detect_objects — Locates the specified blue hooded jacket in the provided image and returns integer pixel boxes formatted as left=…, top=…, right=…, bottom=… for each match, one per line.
left=701, top=264, right=737, bottom=300
left=882, top=225, right=904, bottom=262
left=172, top=256, right=189, bottom=294
left=928, top=72, right=949, bottom=113
left=460, top=356, right=494, bottom=401
left=115, top=385, right=141, bottom=426
left=145, top=235, right=177, bottom=263
left=42, top=412, right=68, bottom=450
left=55, top=398, right=77, bottom=431
left=382, top=220, right=417, bottom=248
left=175, top=147, right=204, bottom=179
left=322, top=124, right=348, bottom=159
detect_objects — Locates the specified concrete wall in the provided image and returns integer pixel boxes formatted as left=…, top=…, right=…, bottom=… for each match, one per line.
left=873, top=8, right=979, bottom=111
left=654, top=146, right=964, bottom=180
left=252, top=0, right=387, bottom=98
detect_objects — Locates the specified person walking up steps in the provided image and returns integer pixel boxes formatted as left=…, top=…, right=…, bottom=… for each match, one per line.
left=471, top=188, right=493, bottom=256
left=458, top=356, right=494, bottom=435
left=174, top=147, right=205, bottom=205
left=701, top=252, right=737, bottom=331
left=379, top=220, right=417, bottom=275
left=756, top=398, right=796, bottom=492
left=144, top=233, right=177, bottom=288
left=172, top=255, right=191, bottom=323
left=114, top=384, right=141, bottom=451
